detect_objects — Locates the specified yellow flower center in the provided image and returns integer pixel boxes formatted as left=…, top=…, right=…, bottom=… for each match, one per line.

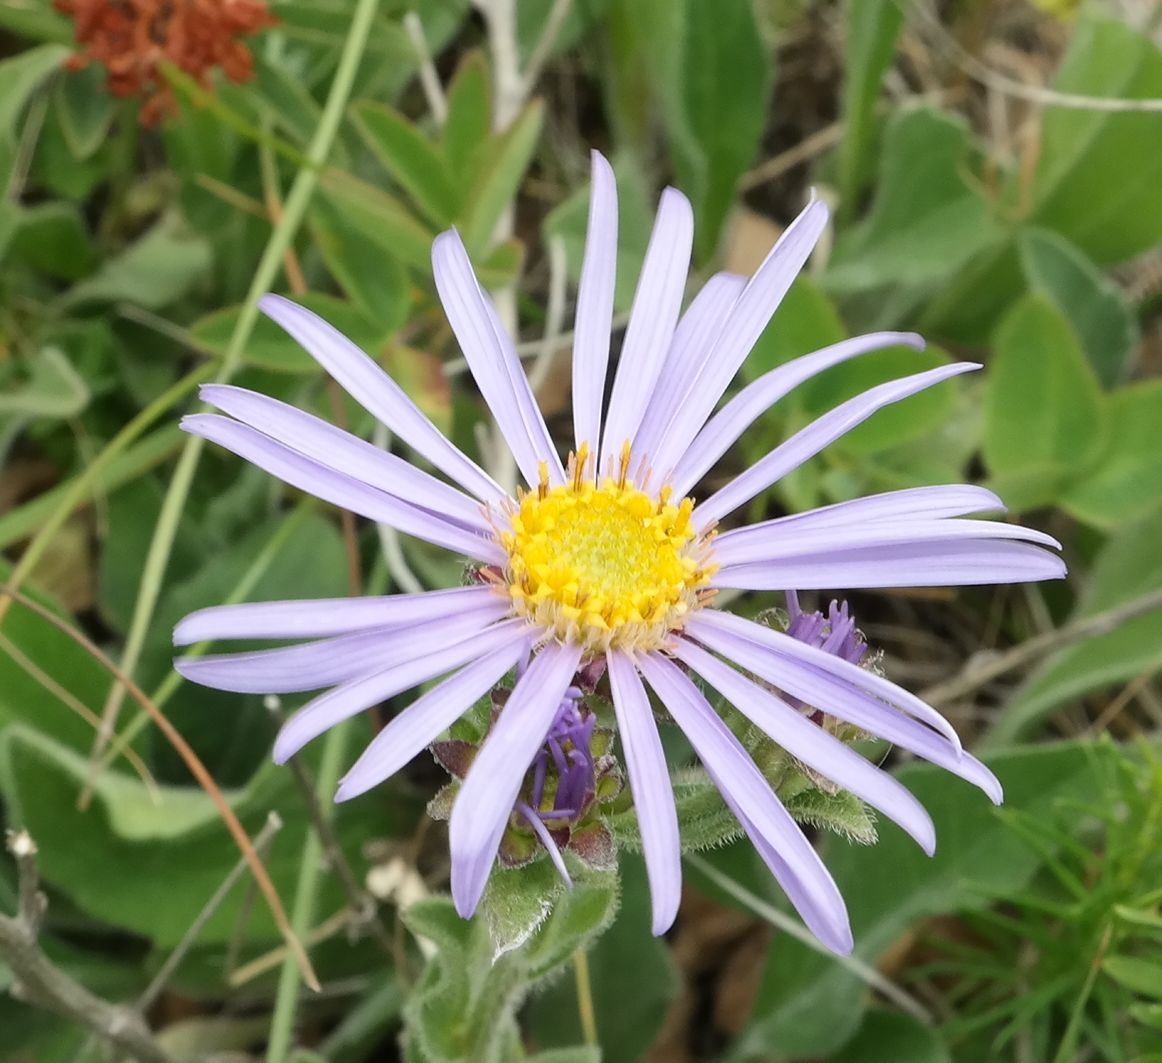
left=499, top=444, right=716, bottom=653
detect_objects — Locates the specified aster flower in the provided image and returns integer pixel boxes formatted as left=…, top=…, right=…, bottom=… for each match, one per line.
left=173, top=151, right=1064, bottom=954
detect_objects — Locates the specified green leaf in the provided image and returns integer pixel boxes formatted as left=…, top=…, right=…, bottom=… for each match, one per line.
left=987, top=509, right=1162, bottom=746
left=192, top=293, right=387, bottom=375
left=826, top=109, right=1004, bottom=294
left=523, top=870, right=620, bottom=983
left=459, top=98, right=544, bottom=256
left=0, top=346, right=89, bottom=419
left=247, top=54, right=324, bottom=149
left=308, top=197, right=410, bottom=329
left=1018, top=228, right=1138, bottom=387
left=1060, top=381, right=1162, bottom=529
left=832, top=1009, right=950, bottom=1063
left=1103, top=956, right=1162, bottom=999
left=601, top=0, right=684, bottom=151
left=53, top=63, right=114, bottom=160
left=0, top=565, right=111, bottom=751
left=837, top=0, right=905, bottom=213
left=353, top=100, right=460, bottom=228
left=786, top=787, right=877, bottom=846
left=732, top=741, right=1116, bottom=1058
left=0, top=43, right=68, bottom=143
left=443, top=51, right=491, bottom=179
left=319, top=174, right=436, bottom=273
left=59, top=212, right=212, bottom=310
left=982, top=293, right=1105, bottom=504
left=1028, top=16, right=1162, bottom=264
left=670, top=0, right=772, bottom=261
left=479, top=858, right=567, bottom=959
left=6, top=201, right=96, bottom=280
left=607, top=768, right=740, bottom=853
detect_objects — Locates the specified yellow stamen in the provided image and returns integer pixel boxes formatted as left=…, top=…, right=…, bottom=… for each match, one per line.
left=501, top=444, right=716, bottom=653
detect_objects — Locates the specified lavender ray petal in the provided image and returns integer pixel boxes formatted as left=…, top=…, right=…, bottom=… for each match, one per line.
left=686, top=616, right=1003, bottom=803
left=651, top=200, right=830, bottom=477
left=432, top=230, right=563, bottom=488
left=668, top=332, right=922, bottom=495
left=674, top=640, right=937, bottom=855
left=273, top=619, right=527, bottom=763
left=517, top=802, right=573, bottom=885
left=199, top=384, right=489, bottom=532
left=600, top=187, right=694, bottom=466
left=335, top=638, right=527, bottom=801
left=174, top=585, right=496, bottom=646
left=719, top=787, right=855, bottom=955
left=693, top=362, right=980, bottom=530
left=713, top=518, right=1061, bottom=569
left=637, top=652, right=853, bottom=955
left=694, top=610, right=963, bottom=746
left=176, top=597, right=511, bottom=695
left=713, top=539, right=1068, bottom=590
left=572, top=151, right=618, bottom=455
left=632, top=272, right=746, bottom=464
left=719, top=485, right=1006, bottom=541
left=607, top=650, right=682, bottom=935
left=182, top=414, right=505, bottom=565
left=257, top=294, right=503, bottom=502
left=449, top=641, right=583, bottom=918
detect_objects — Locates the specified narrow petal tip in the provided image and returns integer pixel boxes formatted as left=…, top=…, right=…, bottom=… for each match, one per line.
left=257, top=292, right=291, bottom=317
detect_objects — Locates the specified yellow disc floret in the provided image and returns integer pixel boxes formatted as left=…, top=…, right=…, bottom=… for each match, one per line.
left=500, top=444, right=716, bottom=653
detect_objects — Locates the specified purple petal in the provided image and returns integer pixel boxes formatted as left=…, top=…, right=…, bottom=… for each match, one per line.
left=174, top=585, right=497, bottom=646
left=432, top=230, right=563, bottom=488
left=692, top=610, right=963, bottom=746
left=572, top=151, right=618, bottom=455
left=693, top=362, right=980, bottom=530
left=274, top=619, right=527, bottom=763
left=633, top=272, right=746, bottom=464
left=674, top=640, right=937, bottom=855
left=600, top=188, right=693, bottom=467
left=176, top=596, right=511, bottom=694
left=636, top=652, right=853, bottom=955
left=182, top=414, right=506, bottom=565
left=686, top=615, right=1002, bottom=803
left=721, top=485, right=1006, bottom=538
left=449, top=641, right=583, bottom=918
left=258, top=295, right=503, bottom=502
left=651, top=200, right=830, bottom=477
left=713, top=539, right=1068, bottom=590
left=668, top=332, right=923, bottom=495
left=714, top=518, right=1061, bottom=568
left=200, top=384, right=489, bottom=532
left=335, top=637, right=528, bottom=801
left=607, top=650, right=682, bottom=935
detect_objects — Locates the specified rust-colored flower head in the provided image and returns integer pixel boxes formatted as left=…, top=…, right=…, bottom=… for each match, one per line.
left=55, top=0, right=276, bottom=125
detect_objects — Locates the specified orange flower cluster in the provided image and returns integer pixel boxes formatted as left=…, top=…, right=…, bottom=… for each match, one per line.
left=55, top=0, right=275, bottom=124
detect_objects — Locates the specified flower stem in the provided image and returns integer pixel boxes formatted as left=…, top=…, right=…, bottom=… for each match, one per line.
left=573, top=948, right=599, bottom=1046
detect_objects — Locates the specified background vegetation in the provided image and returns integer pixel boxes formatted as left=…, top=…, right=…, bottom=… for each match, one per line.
left=1, top=0, right=1161, bottom=1060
